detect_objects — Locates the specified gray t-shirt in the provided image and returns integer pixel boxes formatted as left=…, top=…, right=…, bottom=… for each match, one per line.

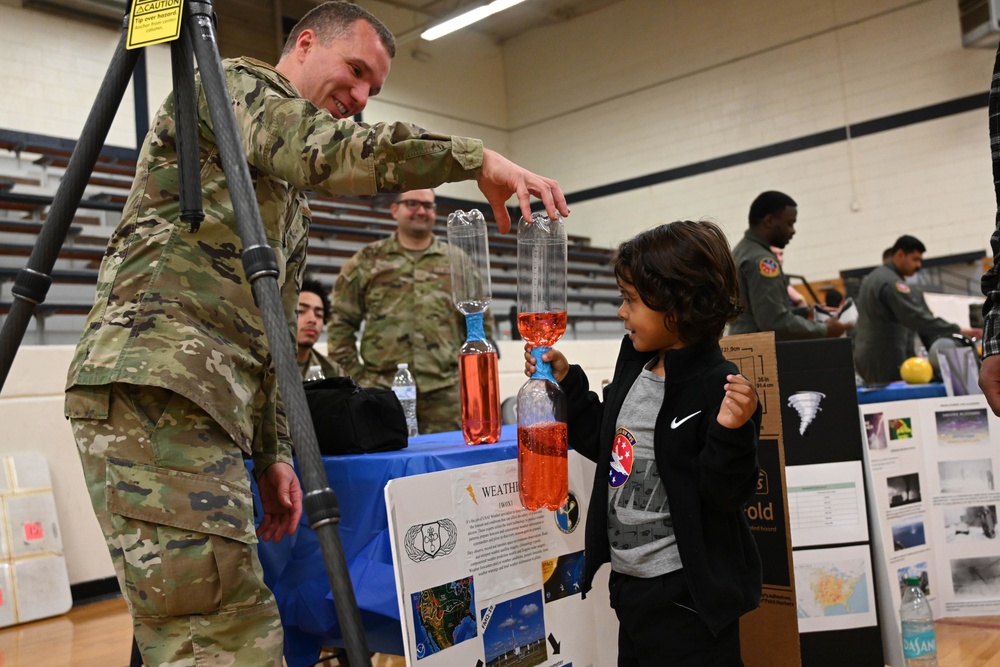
left=608, top=361, right=683, bottom=577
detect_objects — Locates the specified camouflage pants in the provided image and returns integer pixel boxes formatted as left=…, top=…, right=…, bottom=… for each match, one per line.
left=417, top=383, right=461, bottom=434
left=66, top=383, right=283, bottom=667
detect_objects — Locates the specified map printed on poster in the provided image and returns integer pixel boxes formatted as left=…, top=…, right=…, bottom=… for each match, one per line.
left=793, top=543, right=877, bottom=633
left=385, top=454, right=604, bottom=667
left=861, top=394, right=1000, bottom=624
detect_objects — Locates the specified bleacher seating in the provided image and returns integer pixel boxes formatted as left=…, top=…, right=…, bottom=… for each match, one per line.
left=0, top=129, right=624, bottom=344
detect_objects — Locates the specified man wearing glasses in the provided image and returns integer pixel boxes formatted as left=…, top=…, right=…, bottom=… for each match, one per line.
left=327, top=189, right=494, bottom=433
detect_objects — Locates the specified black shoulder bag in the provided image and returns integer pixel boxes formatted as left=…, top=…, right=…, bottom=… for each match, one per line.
left=303, top=376, right=408, bottom=455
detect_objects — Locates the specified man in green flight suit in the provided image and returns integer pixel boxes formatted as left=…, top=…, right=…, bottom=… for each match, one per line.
left=854, top=235, right=981, bottom=385
left=730, top=190, right=851, bottom=340
left=328, top=188, right=495, bottom=433
left=63, top=3, right=568, bottom=665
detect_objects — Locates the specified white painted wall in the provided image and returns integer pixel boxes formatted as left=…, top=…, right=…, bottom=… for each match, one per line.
left=0, top=4, right=173, bottom=149
left=0, top=346, right=114, bottom=585
left=500, top=0, right=997, bottom=279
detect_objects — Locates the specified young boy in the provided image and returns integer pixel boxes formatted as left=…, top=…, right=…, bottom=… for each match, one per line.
left=525, top=220, right=762, bottom=666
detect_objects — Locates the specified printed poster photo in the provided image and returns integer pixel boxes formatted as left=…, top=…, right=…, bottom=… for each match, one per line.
left=410, top=576, right=477, bottom=660
left=943, top=506, right=998, bottom=543
left=886, top=472, right=922, bottom=508
left=888, top=417, right=913, bottom=441
left=937, top=459, right=995, bottom=494
left=864, top=412, right=887, bottom=450
left=541, top=550, right=585, bottom=603
left=480, top=590, right=548, bottom=667
left=896, top=562, right=931, bottom=598
left=891, top=516, right=927, bottom=552
left=935, top=409, right=990, bottom=446
left=951, top=557, right=1000, bottom=599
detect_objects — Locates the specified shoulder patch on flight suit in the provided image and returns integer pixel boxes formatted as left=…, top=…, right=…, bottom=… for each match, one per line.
left=759, top=258, right=780, bottom=278
left=895, top=281, right=910, bottom=294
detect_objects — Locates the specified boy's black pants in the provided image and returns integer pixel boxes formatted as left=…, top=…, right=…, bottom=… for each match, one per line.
left=609, top=569, right=744, bottom=667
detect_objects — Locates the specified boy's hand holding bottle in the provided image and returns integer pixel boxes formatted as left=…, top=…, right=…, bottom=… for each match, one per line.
left=523, top=343, right=569, bottom=383
left=717, top=374, right=757, bottom=429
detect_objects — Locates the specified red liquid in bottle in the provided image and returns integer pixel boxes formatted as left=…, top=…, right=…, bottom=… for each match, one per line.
left=517, top=311, right=567, bottom=348
left=517, top=421, right=569, bottom=511
left=459, top=351, right=501, bottom=444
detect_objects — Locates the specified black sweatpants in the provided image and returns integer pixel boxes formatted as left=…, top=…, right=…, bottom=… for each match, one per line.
left=609, top=569, right=743, bottom=667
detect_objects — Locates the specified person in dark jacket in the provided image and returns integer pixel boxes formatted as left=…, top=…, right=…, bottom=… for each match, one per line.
left=854, top=235, right=982, bottom=385
left=525, top=220, right=762, bottom=666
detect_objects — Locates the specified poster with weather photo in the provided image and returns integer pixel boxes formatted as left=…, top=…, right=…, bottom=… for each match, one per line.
left=862, top=395, right=1000, bottom=620
left=385, top=455, right=609, bottom=666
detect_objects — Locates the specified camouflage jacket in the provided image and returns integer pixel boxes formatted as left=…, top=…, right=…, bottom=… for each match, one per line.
left=65, top=57, right=484, bottom=468
left=327, top=233, right=494, bottom=392
left=299, top=348, right=344, bottom=380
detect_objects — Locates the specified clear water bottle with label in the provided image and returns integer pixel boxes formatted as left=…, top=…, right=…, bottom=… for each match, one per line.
left=900, top=574, right=938, bottom=666
left=392, top=363, right=419, bottom=437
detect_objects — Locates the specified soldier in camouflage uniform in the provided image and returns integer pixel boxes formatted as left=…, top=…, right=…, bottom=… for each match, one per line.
left=327, top=189, right=495, bottom=433
left=297, top=277, right=343, bottom=379
left=730, top=190, right=851, bottom=340
left=63, top=3, right=568, bottom=665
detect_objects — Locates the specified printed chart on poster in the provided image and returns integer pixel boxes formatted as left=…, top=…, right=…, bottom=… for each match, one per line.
left=385, top=453, right=606, bottom=667
left=861, top=394, right=1000, bottom=624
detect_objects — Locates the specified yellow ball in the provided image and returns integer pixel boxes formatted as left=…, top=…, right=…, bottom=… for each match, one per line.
left=900, top=357, right=933, bottom=384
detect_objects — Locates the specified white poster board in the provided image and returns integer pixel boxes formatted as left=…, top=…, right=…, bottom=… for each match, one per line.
left=861, top=394, right=1000, bottom=625
left=385, top=452, right=615, bottom=666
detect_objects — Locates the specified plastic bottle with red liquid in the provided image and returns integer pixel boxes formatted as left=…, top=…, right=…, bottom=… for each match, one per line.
left=447, top=209, right=501, bottom=444
left=516, top=212, right=569, bottom=511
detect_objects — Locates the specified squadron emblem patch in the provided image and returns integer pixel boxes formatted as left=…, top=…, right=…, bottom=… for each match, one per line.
left=759, top=258, right=780, bottom=278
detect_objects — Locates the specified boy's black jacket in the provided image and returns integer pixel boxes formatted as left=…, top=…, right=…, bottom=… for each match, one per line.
left=561, top=335, right=763, bottom=636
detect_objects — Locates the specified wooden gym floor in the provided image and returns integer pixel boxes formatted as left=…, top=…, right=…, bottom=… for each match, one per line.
left=0, top=595, right=997, bottom=666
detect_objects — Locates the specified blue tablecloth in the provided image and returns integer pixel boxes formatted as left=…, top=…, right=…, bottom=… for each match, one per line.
left=254, top=429, right=518, bottom=666
left=855, top=381, right=947, bottom=404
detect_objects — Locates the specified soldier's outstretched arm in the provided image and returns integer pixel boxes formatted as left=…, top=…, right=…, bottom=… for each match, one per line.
left=477, top=149, right=570, bottom=233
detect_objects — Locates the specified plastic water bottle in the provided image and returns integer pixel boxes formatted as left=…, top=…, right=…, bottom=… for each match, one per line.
left=392, top=363, right=419, bottom=437
left=305, top=365, right=324, bottom=382
left=900, top=575, right=938, bottom=666
left=447, top=209, right=501, bottom=445
left=516, top=212, right=569, bottom=511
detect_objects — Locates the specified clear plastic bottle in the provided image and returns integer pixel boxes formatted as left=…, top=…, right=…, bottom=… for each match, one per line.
left=900, top=574, right=938, bottom=666
left=516, top=212, right=569, bottom=511
left=305, top=365, right=325, bottom=382
left=392, top=362, right=419, bottom=437
left=447, top=209, right=501, bottom=444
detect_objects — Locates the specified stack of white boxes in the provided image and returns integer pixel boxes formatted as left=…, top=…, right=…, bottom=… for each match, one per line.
left=0, top=453, right=72, bottom=627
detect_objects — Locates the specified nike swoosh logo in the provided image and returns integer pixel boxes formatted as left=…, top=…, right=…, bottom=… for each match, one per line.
left=670, top=411, right=702, bottom=429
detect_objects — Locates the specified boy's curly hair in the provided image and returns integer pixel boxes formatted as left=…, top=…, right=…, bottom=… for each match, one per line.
left=612, top=220, right=743, bottom=344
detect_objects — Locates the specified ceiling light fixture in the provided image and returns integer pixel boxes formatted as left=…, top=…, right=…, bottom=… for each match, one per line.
left=420, top=0, right=529, bottom=41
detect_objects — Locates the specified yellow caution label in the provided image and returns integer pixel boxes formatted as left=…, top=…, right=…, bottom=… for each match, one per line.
left=126, top=0, right=184, bottom=49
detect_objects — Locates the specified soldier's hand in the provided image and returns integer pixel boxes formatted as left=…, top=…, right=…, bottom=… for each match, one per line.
left=256, top=462, right=302, bottom=543
left=478, top=149, right=570, bottom=233
left=717, top=374, right=757, bottom=429
left=825, top=317, right=852, bottom=337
